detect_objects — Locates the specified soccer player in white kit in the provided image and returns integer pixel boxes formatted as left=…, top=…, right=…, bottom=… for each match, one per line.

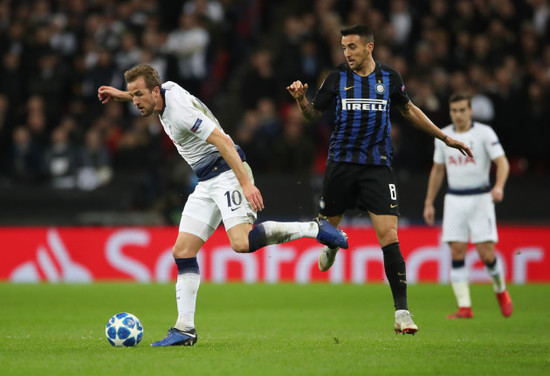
left=423, top=93, right=513, bottom=319
left=98, top=65, right=348, bottom=346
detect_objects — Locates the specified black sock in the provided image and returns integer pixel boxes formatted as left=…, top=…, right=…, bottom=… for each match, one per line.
left=452, top=259, right=466, bottom=268
left=248, top=223, right=267, bottom=253
left=484, top=258, right=497, bottom=269
left=382, top=242, right=408, bottom=311
left=175, top=257, right=199, bottom=274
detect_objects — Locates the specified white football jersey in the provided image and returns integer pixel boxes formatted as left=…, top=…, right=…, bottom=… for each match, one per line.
left=433, top=122, right=505, bottom=190
left=158, top=81, right=234, bottom=176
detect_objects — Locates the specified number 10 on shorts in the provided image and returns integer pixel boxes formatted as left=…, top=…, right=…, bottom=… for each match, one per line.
left=224, top=190, right=242, bottom=209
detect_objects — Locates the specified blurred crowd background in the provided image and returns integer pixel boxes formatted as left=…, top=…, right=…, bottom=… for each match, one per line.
left=0, top=0, right=549, bottom=225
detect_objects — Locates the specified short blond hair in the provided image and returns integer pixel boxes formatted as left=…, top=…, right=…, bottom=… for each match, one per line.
left=124, top=64, right=162, bottom=90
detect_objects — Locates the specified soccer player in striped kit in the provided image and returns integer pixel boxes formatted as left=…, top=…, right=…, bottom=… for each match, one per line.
left=287, top=24, right=472, bottom=335
left=423, top=93, right=513, bottom=319
left=98, top=64, right=348, bottom=347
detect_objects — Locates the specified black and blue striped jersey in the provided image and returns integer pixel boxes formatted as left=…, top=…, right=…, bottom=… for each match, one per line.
left=312, top=62, right=410, bottom=166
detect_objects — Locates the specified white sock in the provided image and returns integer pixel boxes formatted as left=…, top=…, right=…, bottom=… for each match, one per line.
left=395, top=309, right=410, bottom=318
left=451, top=281, right=472, bottom=308
left=322, top=245, right=339, bottom=253
left=450, top=265, right=471, bottom=307
left=485, top=257, right=506, bottom=293
left=174, top=272, right=200, bottom=330
left=261, top=221, right=319, bottom=244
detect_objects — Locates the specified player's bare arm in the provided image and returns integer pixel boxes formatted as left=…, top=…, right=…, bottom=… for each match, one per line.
left=423, top=163, right=446, bottom=226
left=98, top=86, right=132, bottom=104
left=491, top=155, right=509, bottom=203
left=286, top=80, right=322, bottom=123
left=399, top=101, right=473, bottom=158
left=206, top=128, right=264, bottom=212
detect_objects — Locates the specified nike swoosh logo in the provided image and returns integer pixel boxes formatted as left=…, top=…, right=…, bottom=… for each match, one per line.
left=344, top=86, right=355, bottom=90
left=185, top=333, right=196, bottom=338
left=231, top=207, right=240, bottom=212
left=390, top=204, right=398, bottom=208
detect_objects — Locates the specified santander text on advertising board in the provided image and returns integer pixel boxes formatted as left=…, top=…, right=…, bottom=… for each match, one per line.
left=0, top=226, right=547, bottom=283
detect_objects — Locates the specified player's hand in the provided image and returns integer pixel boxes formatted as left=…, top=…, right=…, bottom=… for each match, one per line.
left=286, top=80, right=308, bottom=101
left=98, top=86, right=128, bottom=104
left=423, top=203, right=435, bottom=226
left=243, top=182, right=264, bottom=212
left=491, top=187, right=504, bottom=203
left=445, top=137, right=473, bottom=158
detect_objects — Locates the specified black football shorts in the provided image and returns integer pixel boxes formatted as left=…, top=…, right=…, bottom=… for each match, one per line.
left=319, top=161, right=400, bottom=217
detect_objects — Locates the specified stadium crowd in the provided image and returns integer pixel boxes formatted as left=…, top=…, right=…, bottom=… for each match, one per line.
left=0, top=0, right=549, bottom=218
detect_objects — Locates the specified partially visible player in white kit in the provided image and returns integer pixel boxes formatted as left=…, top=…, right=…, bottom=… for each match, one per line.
left=98, top=64, right=348, bottom=346
left=423, top=93, right=513, bottom=319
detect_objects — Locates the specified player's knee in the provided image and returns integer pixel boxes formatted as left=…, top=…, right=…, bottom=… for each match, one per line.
left=379, top=229, right=398, bottom=247
left=172, top=244, right=195, bottom=259
left=479, top=254, right=495, bottom=264
left=231, top=238, right=250, bottom=253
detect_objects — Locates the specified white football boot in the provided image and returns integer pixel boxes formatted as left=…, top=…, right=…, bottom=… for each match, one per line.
left=394, top=310, right=418, bottom=335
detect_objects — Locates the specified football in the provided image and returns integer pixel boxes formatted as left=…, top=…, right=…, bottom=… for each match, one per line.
left=105, top=312, right=143, bottom=347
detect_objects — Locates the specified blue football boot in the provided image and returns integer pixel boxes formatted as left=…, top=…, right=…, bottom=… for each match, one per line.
left=151, top=327, right=197, bottom=347
left=315, top=217, right=348, bottom=249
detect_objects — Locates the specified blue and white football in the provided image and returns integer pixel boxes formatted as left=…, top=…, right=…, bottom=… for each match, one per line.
left=105, top=312, right=143, bottom=347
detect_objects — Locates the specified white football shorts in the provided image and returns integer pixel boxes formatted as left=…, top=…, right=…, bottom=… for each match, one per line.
left=179, top=162, right=257, bottom=241
left=441, top=192, right=498, bottom=244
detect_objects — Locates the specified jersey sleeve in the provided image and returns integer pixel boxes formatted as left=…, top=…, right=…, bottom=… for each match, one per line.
left=433, top=137, right=446, bottom=164
left=483, top=126, right=505, bottom=160
left=183, top=109, right=217, bottom=142
left=169, top=91, right=217, bottom=143
left=312, top=70, right=339, bottom=111
left=389, top=69, right=410, bottom=108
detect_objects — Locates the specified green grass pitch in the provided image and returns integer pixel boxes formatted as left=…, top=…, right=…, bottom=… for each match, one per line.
left=1, top=283, right=549, bottom=376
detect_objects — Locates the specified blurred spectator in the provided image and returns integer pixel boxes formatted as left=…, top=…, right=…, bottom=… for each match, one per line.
left=0, top=94, right=8, bottom=136
left=275, top=15, right=310, bottom=96
left=452, top=0, right=482, bottom=34
left=76, top=128, right=112, bottom=191
left=140, top=27, right=172, bottom=80
left=114, top=32, right=141, bottom=72
left=5, top=126, right=43, bottom=184
left=49, top=13, right=78, bottom=58
left=0, top=52, right=25, bottom=114
left=256, top=98, right=281, bottom=143
left=528, top=0, right=550, bottom=36
left=115, top=116, right=163, bottom=209
left=240, top=49, right=278, bottom=110
left=163, top=13, right=210, bottom=95
left=183, top=0, right=225, bottom=25
left=94, top=10, right=126, bottom=51
left=0, top=1, right=9, bottom=33
left=271, top=106, right=315, bottom=173
left=521, top=81, right=550, bottom=172
left=82, top=49, right=122, bottom=105
left=25, top=101, right=50, bottom=149
left=297, top=37, right=327, bottom=89
left=43, top=126, right=78, bottom=189
left=5, top=21, right=27, bottom=56
left=428, top=0, right=451, bottom=29
left=28, top=53, right=70, bottom=118
left=234, top=109, right=266, bottom=170
left=389, top=0, right=413, bottom=47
